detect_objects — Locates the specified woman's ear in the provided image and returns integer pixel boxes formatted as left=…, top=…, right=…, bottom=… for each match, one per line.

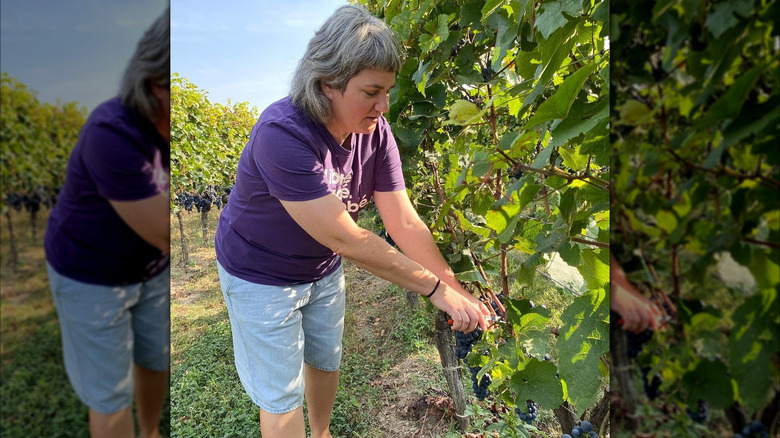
left=320, top=81, right=335, bottom=101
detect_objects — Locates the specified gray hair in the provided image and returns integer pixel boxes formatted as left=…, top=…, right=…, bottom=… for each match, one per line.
left=119, top=7, right=170, bottom=123
left=290, top=4, right=403, bottom=125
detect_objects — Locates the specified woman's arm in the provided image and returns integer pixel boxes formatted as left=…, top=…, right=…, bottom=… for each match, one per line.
left=279, top=193, right=489, bottom=333
left=109, top=192, right=170, bottom=254
left=373, top=190, right=464, bottom=293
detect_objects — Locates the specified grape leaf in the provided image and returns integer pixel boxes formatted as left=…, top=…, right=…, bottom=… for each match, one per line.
left=509, top=359, right=565, bottom=409
left=536, top=0, right=584, bottom=39
left=682, top=360, right=734, bottom=409
left=525, top=63, right=598, bottom=128
left=577, top=248, right=609, bottom=289
left=728, top=289, right=780, bottom=414
left=557, top=288, right=609, bottom=412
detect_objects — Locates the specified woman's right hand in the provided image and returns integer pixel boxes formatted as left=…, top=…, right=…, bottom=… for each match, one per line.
left=428, top=282, right=490, bottom=333
left=612, top=282, right=662, bottom=333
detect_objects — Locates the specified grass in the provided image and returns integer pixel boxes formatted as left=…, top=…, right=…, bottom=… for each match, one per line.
left=0, top=209, right=170, bottom=438
left=1, top=204, right=596, bottom=437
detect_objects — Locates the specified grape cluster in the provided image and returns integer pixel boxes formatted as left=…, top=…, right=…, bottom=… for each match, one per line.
left=625, top=328, right=653, bottom=359
left=4, top=187, right=58, bottom=212
left=454, top=328, right=483, bottom=360
left=454, top=293, right=505, bottom=402
left=469, top=366, right=491, bottom=401
left=686, top=400, right=709, bottom=424
left=5, top=193, right=24, bottom=211
left=640, top=367, right=662, bottom=400
left=175, top=186, right=231, bottom=212
left=488, top=293, right=504, bottom=312
left=562, top=420, right=598, bottom=437
left=514, top=400, right=539, bottom=424
left=734, top=420, right=769, bottom=438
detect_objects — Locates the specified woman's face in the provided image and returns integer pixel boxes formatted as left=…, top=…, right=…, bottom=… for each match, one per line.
left=322, top=69, right=396, bottom=145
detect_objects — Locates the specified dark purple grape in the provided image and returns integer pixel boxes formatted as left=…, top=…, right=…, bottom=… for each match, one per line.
left=580, top=420, right=593, bottom=432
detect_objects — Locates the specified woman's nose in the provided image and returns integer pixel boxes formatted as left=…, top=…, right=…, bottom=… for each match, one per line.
left=375, top=95, right=389, bottom=113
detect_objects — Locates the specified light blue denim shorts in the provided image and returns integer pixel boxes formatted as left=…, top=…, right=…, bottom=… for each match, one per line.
left=217, top=261, right=346, bottom=414
left=46, top=262, right=170, bottom=414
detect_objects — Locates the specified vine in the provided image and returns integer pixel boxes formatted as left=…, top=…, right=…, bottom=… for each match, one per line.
left=1, top=73, right=86, bottom=266
left=170, top=73, right=257, bottom=260
left=360, top=0, right=610, bottom=433
left=611, top=0, right=779, bottom=435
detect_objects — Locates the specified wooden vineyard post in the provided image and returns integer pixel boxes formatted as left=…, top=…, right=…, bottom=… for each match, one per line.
left=4, top=210, right=19, bottom=269
left=29, top=206, right=38, bottom=243
left=200, top=207, right=209, bottom=245
left=176, top=209, right=189, bottom=267
left=610, top=320, right=639, bottom=431
left=433, top=310, right=470, bottom=431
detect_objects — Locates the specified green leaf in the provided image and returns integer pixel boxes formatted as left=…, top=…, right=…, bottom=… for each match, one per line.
left=558, top=145, right=589, bottom=172
left=682, top=360, right=734, bottom=409
left=517, top=180, right=542, bottom=210
left=481, top=0, right=506, bottom=22
left=460, top=0, right=483, bottom=27
left=557, top=242, right=581, bottom=267
left=509, top=359, right=564, bottom=409
left=471, top=187, right=495, bottom=216
left=519, top=329, right=553, bottom=358
left=697, top=62, right=768, bottom=127
left=532, top=144, right=554, bottom=169
left=525, top=63, right=598, bottom=128
left=523, top=20, right=580, bottom=109
left=748, top=250, right=780, bottom=291
left=722, top=103, right=780, bottom=149
left=551, top=98, right=609, bottom=148
left=727, top=289, right=780, bottom=413
left=559, top=187, right=577, bottom=222
left=535, top=230, right=566, bottom=254
left=492, top=11, right=519, bottom=71
left=617, top=99, right=654, bottom=125
left=486, top=200, right=521, bottom=243
left=579, top=135, right=609, bottom=167
left=557, top=289, right=609, bottom=412
left=577, top=248, right=609, bottom=289
left=412, top=60, right=431, bottom=97
left=655, top=210, right=678, bottom=234
left=702, top=141, right=726, bottom=169
left=471, top=150, right=491, bottom=177
left=705, top=1, right=750, bottom=39
left=444, top=99, right=484, bottom=125
left=420, top=14, right=450, bottom=53
left=536, top=0, right=584, bottom=39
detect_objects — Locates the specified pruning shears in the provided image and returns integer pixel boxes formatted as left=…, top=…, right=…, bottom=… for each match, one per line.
left=617, top=314, right=673, bottom=327
left=447, top=314, right=504, bottom=326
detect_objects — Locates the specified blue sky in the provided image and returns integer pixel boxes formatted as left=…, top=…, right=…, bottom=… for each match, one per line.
left=0, top=0, right=350, bottom=114
left=171, top=0, right=350, bottom=113
left=0, top=0, right=169, bottom=112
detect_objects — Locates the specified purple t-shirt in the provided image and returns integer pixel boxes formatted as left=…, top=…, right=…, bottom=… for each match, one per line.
left=45, top=97, right=170, bottom=285
left=215, top=97, right=405, bottom=285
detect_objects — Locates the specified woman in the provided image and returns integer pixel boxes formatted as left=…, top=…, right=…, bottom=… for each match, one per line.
left=214, top=4, right=489, bottom=438
left=44, top=8, right=170, bottom=438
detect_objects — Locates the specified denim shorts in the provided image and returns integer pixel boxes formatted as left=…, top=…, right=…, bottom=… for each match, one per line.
left=47, top=262, right=170, bottom=414
left=217, top=261, right=346, bottom=414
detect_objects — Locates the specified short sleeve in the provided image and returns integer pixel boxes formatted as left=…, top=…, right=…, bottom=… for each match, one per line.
left=252, top=122, right=331, bottom=202
left=373, top=120, right=406, bottom=192
left=81, top=122, right=165, bottom=201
